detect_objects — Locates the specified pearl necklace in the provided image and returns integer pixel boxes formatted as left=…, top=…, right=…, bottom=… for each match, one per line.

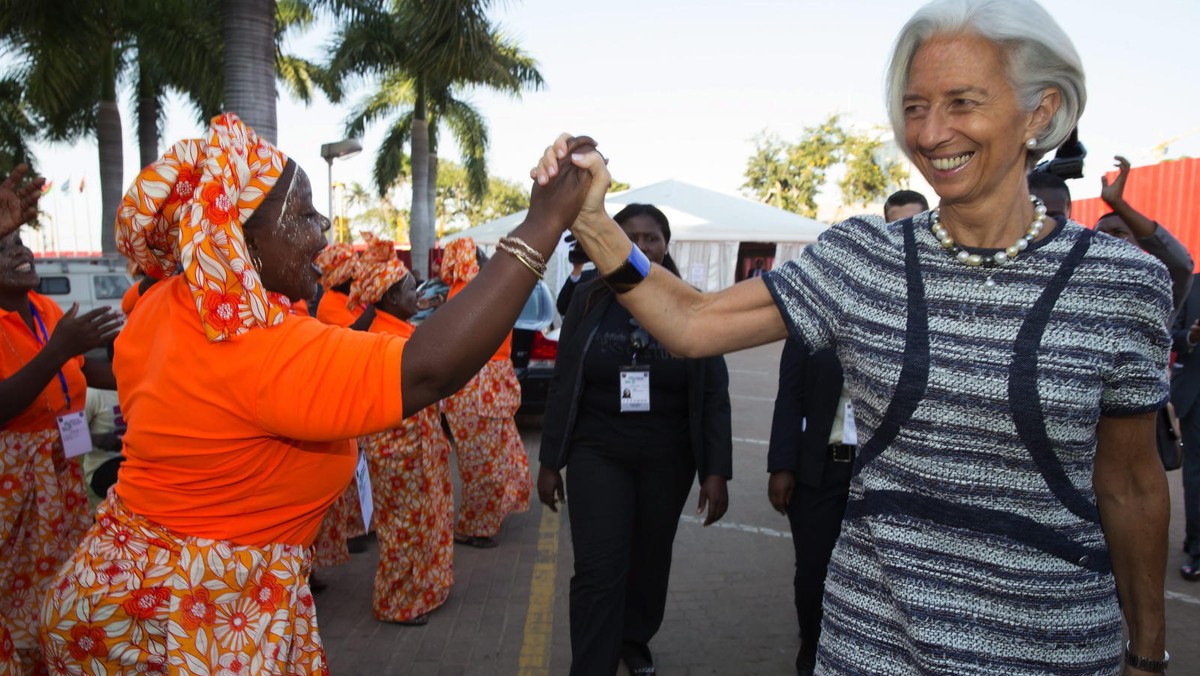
left=930, top=195, right=1048, bottom=287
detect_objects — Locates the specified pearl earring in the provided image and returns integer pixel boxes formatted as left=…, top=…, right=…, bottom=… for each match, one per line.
left=1025, top=138, right=1037, bottom=149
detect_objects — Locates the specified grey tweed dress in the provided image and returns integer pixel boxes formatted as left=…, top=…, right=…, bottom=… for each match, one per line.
left=763, top=213, right=1171, bottom=675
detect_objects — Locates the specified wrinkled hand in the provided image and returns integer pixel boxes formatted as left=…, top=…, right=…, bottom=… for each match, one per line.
left=1100, top=155, right=1131, bottom=208
left=530, top=134, right=611, bottom=235
left=696, top=475, right=729, bottom=526
left=46, top=304, right=123, bottom=360
left=767, top=471, right=795, bottom=516
left=526, top=135, right=599, bottom=233
left=537, top=464, right=565, bottom=513
left=0, top=164, right=46, bottom=238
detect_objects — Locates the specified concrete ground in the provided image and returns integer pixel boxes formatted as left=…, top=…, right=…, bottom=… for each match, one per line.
left=316, top=342, right=1200, bottom=675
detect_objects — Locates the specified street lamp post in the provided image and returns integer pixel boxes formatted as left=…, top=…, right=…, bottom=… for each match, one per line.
left=320, top=138, right=363, bottom=243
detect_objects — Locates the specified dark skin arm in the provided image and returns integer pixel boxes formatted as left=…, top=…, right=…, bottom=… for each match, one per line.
left=696, top=475, right=728, bottom=525
left=0, top=164, right=46, bottom=239
left=768, top=471, right=795, bottom=516
left=0, top=304, right=122, bottom=425
left=1093, top=412, right=1168, bottom=674
left=538, top=465, right=565, bottom=512
left=399, top=138, right=596, bottom=417
left=1100, top=156, right=1157, bottom=239
left=347, top=304, right=376, bottom=332
left=81, top=358, right=117, bottom=391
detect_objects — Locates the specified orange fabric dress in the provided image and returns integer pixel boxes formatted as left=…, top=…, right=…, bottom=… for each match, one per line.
left=311, top=289, right=368, bottom=568
left=441, top=281, right=530, bottom=538
left=0, top=292, right=90, bottom=675
left=38, top=276, right=408, bottom=674
left=361, top=313, right=454, bottom=621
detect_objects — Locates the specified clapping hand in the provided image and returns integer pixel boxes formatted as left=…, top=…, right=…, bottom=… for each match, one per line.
left=1100, top=155, right=1131, bottom=208
left=47, top=304, right=123, bottom=360
left=0, top=165, right=47, bottom=238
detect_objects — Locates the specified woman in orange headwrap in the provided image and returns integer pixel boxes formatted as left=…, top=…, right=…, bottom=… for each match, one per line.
left=310, top=242, right=367, bottom=575
left=441, top=237, right=531, bottom=549
left=349, top=233, right=454, bottom=625
left=36, top=114, right=592, bottom=674
left=0, top=167, right=122, bottom=674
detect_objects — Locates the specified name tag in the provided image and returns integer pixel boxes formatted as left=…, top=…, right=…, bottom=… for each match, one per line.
left=842, top=402, right=858, bottom=446
left=619, top=365, right=651, bottom=413
left=57, top=410, right=92, bottom=458
left=355, top=451, right=374, bottom=531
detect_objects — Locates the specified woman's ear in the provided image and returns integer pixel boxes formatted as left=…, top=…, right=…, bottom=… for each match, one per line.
left=1027, top=87, right=1062, bottom=140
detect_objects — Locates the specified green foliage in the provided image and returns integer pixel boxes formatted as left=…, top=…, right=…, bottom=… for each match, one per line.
left=743, top=115, right=908, bottom=218
left=0, top=78, right=38, bottom=174
left=608, top=179, right=631, bottom=193
left=435, top=160, right=529, bottom=232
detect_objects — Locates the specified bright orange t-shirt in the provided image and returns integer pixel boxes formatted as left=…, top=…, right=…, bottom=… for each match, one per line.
left=120, top=283, right=141, bottom=316
left=114, top=276, right=407, bottom=546
left=291, top=299, right=310, bottom=317
left=447, top=279, right=512, bottom=362
left=0, top=292, right=87, bottom=432
left=316, top=290, right=364, bottom=327
left=369, top=310, right=415, bottom=340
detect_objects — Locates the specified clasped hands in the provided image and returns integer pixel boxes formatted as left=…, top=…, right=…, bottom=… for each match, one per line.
left=526, top=134, right=613, bottom=250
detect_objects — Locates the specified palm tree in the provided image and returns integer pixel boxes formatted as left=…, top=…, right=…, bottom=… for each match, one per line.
left=0, top=78, right=39, bottom=174
left=223, top=0, right=278, bottom=143
left=329, top=0, right=543, bottom=278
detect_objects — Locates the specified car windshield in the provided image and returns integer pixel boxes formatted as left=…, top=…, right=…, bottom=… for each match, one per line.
left=412, top=278, right=555, bottom=330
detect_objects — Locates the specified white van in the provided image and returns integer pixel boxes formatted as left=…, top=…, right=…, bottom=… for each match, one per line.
left=34, top=257, right=135, bottom=316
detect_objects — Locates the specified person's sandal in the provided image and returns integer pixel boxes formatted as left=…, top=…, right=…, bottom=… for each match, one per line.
left=454, top=532, right=498, bottom=549
left=394, top=614, right=429, bottom=626
left=1182, top=555, right=1200, bottom=581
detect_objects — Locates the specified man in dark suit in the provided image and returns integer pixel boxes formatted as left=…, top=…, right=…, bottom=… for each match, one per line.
left=767, top=340, right=855, bottom=675
left=1171, top=273, right=1200, bottom=581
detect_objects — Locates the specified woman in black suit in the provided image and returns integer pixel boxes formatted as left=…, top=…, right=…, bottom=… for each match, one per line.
left=538, top=203, right=732, bottom=676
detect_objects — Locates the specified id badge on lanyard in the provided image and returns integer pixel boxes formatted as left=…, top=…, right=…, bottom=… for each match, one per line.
left=30, top=304, right=90, bottom=458
left=355, top=449, right=374, bottom=531
left=619, top=365, right=650, bottom=413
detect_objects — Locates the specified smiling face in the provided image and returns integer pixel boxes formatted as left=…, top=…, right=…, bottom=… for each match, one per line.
left=618, top=214, right=668, bottom=265
left=0, top=232, right=38, bottom=293
left=902, top=34, right=1052, bottom=209
left=246, top=165, right=331, bottom=303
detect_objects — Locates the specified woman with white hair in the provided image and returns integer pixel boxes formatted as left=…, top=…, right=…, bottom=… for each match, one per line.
left=532, top=0, right=1171, bottom=673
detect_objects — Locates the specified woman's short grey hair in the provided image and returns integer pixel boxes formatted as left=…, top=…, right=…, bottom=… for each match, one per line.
left=885, top=0, right=1086, bottom=167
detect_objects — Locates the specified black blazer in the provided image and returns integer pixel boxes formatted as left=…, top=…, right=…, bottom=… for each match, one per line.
left=540, top=279, right=733, bottom=482
left=555, top=268, right=600, bottom=317
left=1171, top=273, right=1200, bottom=418
left=766, top=340, right=845, bottom=489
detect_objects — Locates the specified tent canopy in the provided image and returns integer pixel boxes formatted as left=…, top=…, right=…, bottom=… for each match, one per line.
left=442, top=179, right=828, bottom=292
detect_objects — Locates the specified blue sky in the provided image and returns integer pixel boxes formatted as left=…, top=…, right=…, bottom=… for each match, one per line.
left=27, top=0, right=1200, bottom=240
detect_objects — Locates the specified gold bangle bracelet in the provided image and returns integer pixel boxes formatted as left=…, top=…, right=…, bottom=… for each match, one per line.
left=497, top=242, right=545, bottom=280
left=499, top=235, right=547, bottom=268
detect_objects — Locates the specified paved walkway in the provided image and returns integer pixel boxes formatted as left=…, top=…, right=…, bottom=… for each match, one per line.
left=316, top=343, right=1200, bottom=674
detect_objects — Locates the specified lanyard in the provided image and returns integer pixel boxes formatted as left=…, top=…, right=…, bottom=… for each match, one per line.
left=29, top=303, right=72, bottom=412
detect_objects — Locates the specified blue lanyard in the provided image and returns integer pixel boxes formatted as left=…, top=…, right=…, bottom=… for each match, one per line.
left=28, top=303, right=72, bottom=412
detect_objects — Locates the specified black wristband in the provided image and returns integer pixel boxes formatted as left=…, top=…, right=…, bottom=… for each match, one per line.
left=602, top=245, right=651, bottom=294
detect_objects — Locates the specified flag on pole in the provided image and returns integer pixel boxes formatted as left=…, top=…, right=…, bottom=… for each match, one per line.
left=61, top=177, right=71, bottom=193
left=40, top=180, right=53, bottom=194
left=78, top=176, right=86, bottom=193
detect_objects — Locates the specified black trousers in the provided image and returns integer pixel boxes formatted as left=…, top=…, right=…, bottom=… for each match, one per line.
left=786, top=453, right=853, bottom=666
left=1182, top=408, right=1200, bottom=555
left=565, top=442, right=695, bottom=676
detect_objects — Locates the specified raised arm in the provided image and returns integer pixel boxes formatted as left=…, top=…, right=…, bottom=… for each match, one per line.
left=400, top=138, right=595, bottom=417
left=0, top=165, right=46, bottom=239
left=531, top=135, right=787, bottom=358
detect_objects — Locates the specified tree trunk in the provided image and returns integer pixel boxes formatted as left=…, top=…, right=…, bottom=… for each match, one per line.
left=222, top=0, right=277, bottom=143
left=136, top=53, right=160, bottom=169
left=427, top=151, right=438, bottom=238
left=97, top=45, right=122, bottom=255
left=409, top=118, right=431, bottom=281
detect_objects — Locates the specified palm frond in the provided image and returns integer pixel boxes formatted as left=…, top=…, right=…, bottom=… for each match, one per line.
left=372, top=112, right=414, bottom=195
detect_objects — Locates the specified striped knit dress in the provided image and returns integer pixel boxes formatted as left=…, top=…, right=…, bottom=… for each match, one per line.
left=764, top=213, right=1171, bottom=675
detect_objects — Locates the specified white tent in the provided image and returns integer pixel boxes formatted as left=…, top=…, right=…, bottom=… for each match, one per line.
left=442, top=179, right=828, bottom=293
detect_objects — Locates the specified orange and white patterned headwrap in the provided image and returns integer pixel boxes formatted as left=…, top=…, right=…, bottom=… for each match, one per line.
left=441, top=237, right=479, bottom=285
left=348, top=232, right=409, bottom=307
left=314, top=242, right=358, bottom=289
left=115, top=113, right=292, bottom=342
